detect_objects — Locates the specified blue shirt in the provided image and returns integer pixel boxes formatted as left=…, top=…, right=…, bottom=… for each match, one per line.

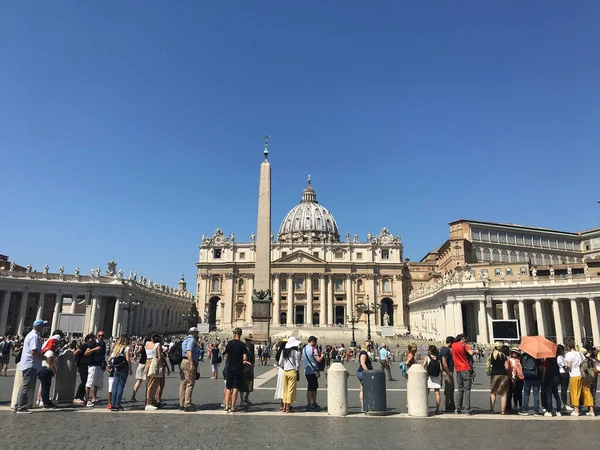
left=181, top=336, right=200, bottom=364
left=303, top=345, right=319, bottom=375
left=20, top=329, right=42, bottom=371
left=379, top=348, right=388, bottom=361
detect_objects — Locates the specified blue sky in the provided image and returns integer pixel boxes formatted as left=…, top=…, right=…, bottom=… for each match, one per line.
left=1, top=1, right=599, bottom=287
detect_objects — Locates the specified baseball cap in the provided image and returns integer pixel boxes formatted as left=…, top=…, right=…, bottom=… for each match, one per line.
left=189, top=327, right=198, bottom=332
left=33, top=319, right=48, bottom=327
left=232, top=327, right=243, bottom=336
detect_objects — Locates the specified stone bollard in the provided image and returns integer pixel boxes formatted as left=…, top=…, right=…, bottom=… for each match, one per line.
left=406, top=364, right=428, bottom=417
left=327, top=362, right=348, bottom=417
left=53, top=349, right=77, bottom=402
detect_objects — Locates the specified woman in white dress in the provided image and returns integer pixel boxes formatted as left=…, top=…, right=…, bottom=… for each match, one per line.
left=274, top=340, right=287, bottom=410
left=423, top=345, right=442, bottom=415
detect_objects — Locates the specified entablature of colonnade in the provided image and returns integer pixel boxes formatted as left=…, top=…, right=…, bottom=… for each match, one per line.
left=409, top=276, right=600, bottom=306
left=0, top=262, right=194, bottom=305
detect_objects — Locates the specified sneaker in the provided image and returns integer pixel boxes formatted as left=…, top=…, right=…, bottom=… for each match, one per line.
left=454, top=409, right=461, bottom=414
left=587, top=410, right=596, bottom=417
left=534, top=411, right=544, bottom=416
left=544, top=412, right=553, bottom=417
left=518, top=410, right=529, bottom=416
left=110, top=407, right=119, bottom=412
left=145, top=404, right=158, bottom=411
left=73, top=399, right=85, bottom=405
left=565, top=405, right=574, bottom=411
left=183, top=405, right=197, bottom=412
left=16, top=409, right=32, bottom=414
left=106, top=404, right=112, bottom=410
left=86, top=401, right=95, bottom=407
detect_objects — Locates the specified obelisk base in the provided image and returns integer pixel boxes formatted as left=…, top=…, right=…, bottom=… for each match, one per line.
left=251, top=289, right=272, bottom=343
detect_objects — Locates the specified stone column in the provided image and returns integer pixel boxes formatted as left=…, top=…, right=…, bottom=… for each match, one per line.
left=273, top=274, right=281, bottom=326
left=345, top=275, right=352, bottom=326
left=570, top=299, right=583, bottom=345
left=50, top=293, right=63, bottom=333
left=70, top=295, right=78, bottom=314
left=0, top=291, right=10, bottom=335
left=89, top=296, right=98, bottom=334
left=306, top=275, right=313, bottom=326
left=112, top=298, right=122, bottom=337
left=16, top=292, right=30, bottom=336
left=287, top=274, right=294, bottom=325
left=453, top=299, right=463, bottom=335
left=327, top=275, right=334, bottom=326
left=319, top=275, right=326, bottom=326
left=501, top=301, right=510, bottom=320
left=588, top=298, right=600, bottom=347
left=518, top=300, right=529, bottom=337
left=247, top=276, right=254, bottom=324
left=35, top=293, right=45, bottom=321
left=534, top=300, right=546, bottom=337
left=552, top=299, right=564, bottom=345
left=478, top=300, right=489, bottom=343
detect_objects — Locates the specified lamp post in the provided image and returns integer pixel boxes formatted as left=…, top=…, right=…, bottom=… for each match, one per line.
left=363, top=294, right=376, bottom=342
left=347, top=314, right=358, bottom=348
left=119, top=292, right=140, bottom=336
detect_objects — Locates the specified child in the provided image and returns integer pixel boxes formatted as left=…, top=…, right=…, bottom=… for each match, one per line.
left=509, top=348, right=524, bottom=410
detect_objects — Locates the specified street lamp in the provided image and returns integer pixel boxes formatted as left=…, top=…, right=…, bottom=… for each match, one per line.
left=119, top=292, right=140, bottom=336
left=347, top=314, right=358, bottom=348
left=363, top=294, right=376, bottom=342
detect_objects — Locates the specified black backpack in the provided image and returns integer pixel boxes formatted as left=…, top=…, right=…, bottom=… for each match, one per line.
left=427, top=356, right=441, bottom=377
left=169, top=340, right=184, bottom=366
left=522, top=354, right=538, bottom=378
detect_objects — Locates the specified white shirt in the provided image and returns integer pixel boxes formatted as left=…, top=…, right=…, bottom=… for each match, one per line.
left=565, top=350, right=583, bottom=377
left=279, top=349, right=300, bottom=371
left=42, top=350, right=55, bottom=369
left=557, top=355, right=567, bottom=374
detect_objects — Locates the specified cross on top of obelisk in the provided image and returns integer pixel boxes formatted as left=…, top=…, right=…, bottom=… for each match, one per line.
left=263, top=133, right=271, bottom=160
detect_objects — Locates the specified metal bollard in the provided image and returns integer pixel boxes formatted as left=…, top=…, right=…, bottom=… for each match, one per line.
left=327, top=362, right=348, bottom=417
left=362, top=370, right=387, bottom=415
left=406, top=364, right=428, bottom=417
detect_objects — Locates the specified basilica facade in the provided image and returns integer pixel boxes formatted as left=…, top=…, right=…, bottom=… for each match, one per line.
left=196, top=178, right=409, bottom=335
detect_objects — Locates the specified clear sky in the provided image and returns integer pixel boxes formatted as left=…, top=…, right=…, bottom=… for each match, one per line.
left=2, top=1, right=599, bottom=287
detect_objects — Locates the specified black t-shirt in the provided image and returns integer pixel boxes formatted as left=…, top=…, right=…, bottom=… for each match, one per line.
left=77, top=343, right=91, bottom=367
left=138, top=343, right=147, bottom=365
left=224, top=339, right=247, bottom=372
left=439, top=346, right=454, bottom=373
left=357, top=350, right=373, bottom=372
left=89, top=340, right=106, bottom=367
left=490, top=352, right=507, bottom=376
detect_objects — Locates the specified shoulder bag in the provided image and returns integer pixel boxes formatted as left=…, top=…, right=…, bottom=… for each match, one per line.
left=304, top=347, right=320, bottom=379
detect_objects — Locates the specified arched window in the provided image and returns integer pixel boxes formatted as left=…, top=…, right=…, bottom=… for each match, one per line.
left=492, top=249, right=500, bottom=262
left=237, top=278, right=244, bottom=291
left=509, top=250, right=517, bottom=263
left=211, top=277, right=221, bottom=292
left=312, top=312, right=320, bottom=326
left=280, top=312, right=287, bottom=324
left=501, top=250, right=509, bottom=262
left=357, top=279, right=364, bottom=292
left=474, top=247, right=483, bottom=261
left=483, top=248, right=491, bottom=261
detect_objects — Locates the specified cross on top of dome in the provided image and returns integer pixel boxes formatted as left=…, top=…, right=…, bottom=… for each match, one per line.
left=302, top=174, right=317, bottom=203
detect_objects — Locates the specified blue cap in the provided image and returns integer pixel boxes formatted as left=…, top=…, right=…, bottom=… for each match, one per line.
left=33, top=319, right=48, bottom=327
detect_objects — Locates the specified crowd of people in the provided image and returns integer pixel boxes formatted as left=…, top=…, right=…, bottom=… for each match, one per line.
left=4, top=320, right=600, bottom=417
left=411, top=334, right=600, bottom=416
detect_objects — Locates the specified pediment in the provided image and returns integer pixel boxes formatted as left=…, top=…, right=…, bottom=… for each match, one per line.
left=273, top=250, right=324, bottom=264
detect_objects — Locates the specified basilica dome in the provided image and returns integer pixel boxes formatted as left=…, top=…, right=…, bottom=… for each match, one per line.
left=278, top=177, right=340, bottom=243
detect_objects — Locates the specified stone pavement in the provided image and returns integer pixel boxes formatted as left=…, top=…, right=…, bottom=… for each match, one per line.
left=1, top=360, right=598, bottom=449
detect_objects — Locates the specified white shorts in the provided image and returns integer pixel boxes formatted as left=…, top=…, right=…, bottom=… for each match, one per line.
left=108, top=377, right=114, bottom=393
left=135, top=363, right=146, bottom=381
left=86, top=366, right=104, bottom=390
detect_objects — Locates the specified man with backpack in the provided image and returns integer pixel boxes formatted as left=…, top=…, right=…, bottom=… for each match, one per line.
left=178, top=327, right=199, bottom=412
left=518, top=351, right=543, bottom=416
left=439, top=336, right=455, bottom=412
left=0, top=336, right=14, bottom=377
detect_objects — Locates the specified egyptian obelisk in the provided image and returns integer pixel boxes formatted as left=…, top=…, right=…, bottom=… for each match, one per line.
left=251, top=133, right=273, bottom=342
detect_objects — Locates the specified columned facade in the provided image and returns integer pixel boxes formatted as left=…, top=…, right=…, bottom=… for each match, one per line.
left=0, top=264, right=194, bottom=338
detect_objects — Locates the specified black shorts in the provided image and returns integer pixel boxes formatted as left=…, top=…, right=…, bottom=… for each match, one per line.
left=226, top=368, right=244, bottom=390
left=306, top=373, right=319, bottom=392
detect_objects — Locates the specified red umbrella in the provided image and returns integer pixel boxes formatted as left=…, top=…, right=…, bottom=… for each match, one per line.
left=519, top=335, right=557, bottom=359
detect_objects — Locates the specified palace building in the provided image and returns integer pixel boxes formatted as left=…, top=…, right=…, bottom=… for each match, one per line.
left=196, top=177, right=409, bottom=336
left=408, top=219, right=600, bottom=345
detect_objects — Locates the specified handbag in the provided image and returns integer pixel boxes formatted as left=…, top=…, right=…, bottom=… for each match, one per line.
left=303, top=347, right=320, bottom=379
left=147, top=356, right=160, bottom=378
